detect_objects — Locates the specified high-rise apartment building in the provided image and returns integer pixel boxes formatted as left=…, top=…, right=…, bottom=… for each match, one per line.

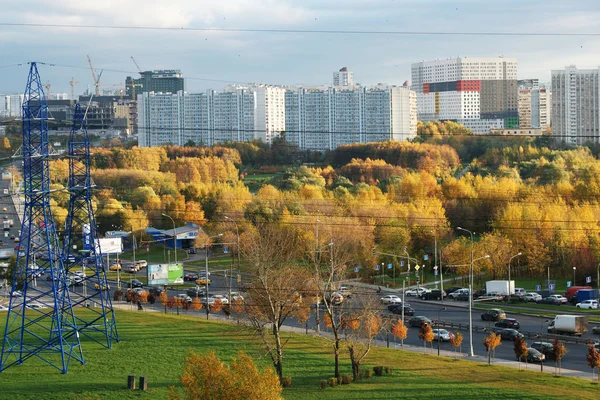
left=252, top=85, right=286, bottom=144
left=126, top=70, right=185, bottom=98
left=518, top=85, right=551, bottom=130
left=551, top=66, right=600, bottom=145
left=411, top=57, right=518, bottom=133
left=1, top=94, right=24, bottom=117
left=333, top=67, right=355, bottom=87
left=285, top=85, right=417, bottom=150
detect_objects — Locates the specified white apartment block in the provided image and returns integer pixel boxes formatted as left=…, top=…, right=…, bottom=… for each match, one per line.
left=333, top=67, right=354, bottom=87
left=552, top=66, right=600, bottom=146
left=0, top=94, right=24, bottom=118
left=285, top=85, right=417, bottom=151
left=411, top=57, right=519, bottom=133
left=252, top=85, right=286, bottom=144
left=518, top=85, right=551, bottom=130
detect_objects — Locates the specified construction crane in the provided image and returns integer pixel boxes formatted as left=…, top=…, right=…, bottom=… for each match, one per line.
left=126, top=82, right=143, bottom=100
left=42, top=81, right=51, bottom=98
left=87, top=55, right=101, bottom=96
left=131, top=56, right=142, bottom=73
left=69, top=77, right=78, bottom=106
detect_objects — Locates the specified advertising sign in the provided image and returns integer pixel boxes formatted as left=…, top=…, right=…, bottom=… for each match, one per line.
left=147, top=263, right=184, bottom=285
left=98, top=238, right=122, bottom=255
left=83, top=224, right=91, bottom=251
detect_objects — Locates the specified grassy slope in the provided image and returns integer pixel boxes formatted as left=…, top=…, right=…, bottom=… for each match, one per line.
left=0, top=310, right=598, bottom=399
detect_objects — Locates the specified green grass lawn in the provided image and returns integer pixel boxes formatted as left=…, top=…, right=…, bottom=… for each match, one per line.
left=0, top=310, right=599, bottom=399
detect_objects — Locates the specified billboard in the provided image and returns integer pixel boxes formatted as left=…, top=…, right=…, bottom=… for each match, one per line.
left=147, top=263, right=184, bottom=285
left=98, top=238, right=122, bottom=255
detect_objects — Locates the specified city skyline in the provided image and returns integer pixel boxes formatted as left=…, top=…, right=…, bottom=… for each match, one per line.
left=0, top=0, right=599, bottom=95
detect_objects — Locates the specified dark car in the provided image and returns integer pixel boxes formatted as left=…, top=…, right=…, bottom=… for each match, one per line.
left=184, top=272, right=199, bottom=282
left=388, top=304, right=415, bottom=316
left=531, top=341, right=555, bottom=360
left=454, top=292, right=470, bottom=301
left=187, top=247, right=197, bottom=254
left=148, top=287, right=165, bottom=296
left=523, top=348, right=545, bottom=363
left=420, top=290, right=446, bottom=301
left=537, top=297, right=561, bottom=305
left=408, top=316, right=432, bottom=328
left=494, top=318, right=520, bottom=330
left=481, top=309, right=506, bottom=321
left=496, top=328, right=524, bottom=341
left=444, top=286, right=462, bottom=295
left=186, top=286, right=205, bottom=298
left=126, top=279, right=144, bottom=288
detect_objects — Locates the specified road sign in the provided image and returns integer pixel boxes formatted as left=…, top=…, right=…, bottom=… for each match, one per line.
left=535, top=285, right=541, bottom=291
left=550, top=283, right=556, bottom=290
left=414, top=265, right=420, bottom=271
left=223, top=247, right=229, bottom=254
left=375, top=265, right=380, bottom=271
left=566, top=281, right=571, bottom=288
left=354, top=267, right=359, bottom=273
left=387, top=263, right=393, bottom=270
left=400, top=261, right=404, bottom=267
left=586, top=276, right=592, bottom=283
left=424, top=255, right=428, bottom=260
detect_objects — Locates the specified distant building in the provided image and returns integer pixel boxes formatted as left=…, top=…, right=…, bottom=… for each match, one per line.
left=551, top=65, right=600, bottom=145
left=411, top=57, right=519, bottom=133
left=518, top=84, right=551, bottom=129
left=1, top=94, right=24, bottom=117
left=125, top=70, right=185, bottom=99
left=333, top=67, right=355, bottom=87
left=490, top=128, right=543, bottom=136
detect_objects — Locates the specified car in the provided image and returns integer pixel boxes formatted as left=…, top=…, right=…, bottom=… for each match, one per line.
left=420, top=290, right=446, bottom=300
left=453, top=292, right=470, bottom=301
left=593, top=326, right=600, bottom=334
left=125, top=266, right=138, bottom=274
left=195, top=277, right=212, bottom=285
left=184, top=272, right=199, bottom=282
left=0, top=305, right=8, bottom=311
left=127, top=288, right=147, bottom=297
left=432, top=329, right=453, bottom=342
left=149, top=287, right=165, bottom=296
left=449, top=288, right=470, bottom=299
left=523, top=348, right=545, bottom=363
left=135, top=260, right=148, bottom=268
left=330, top=292, right=344, bottom=305
left=126, top=279, right=144, bottom=288
left=481, top=309, right=506, bottom=321
left=548, top=294, right=568, bottom=304
left=408, top=316, right=432, bottom=328
left=405, top=288, right=429, bottom=297
left=72, top=271, right=85, bottom=278
left=444, top=286, right=462, bottom=295
left=478, top=292, right=505, bottom=302
left=380, top=295, right=402, bottom=305
left=494, top=318, right=520, bottom=330
left=523, top=292, right=542, bottom=302
left=576, top=300, right=599, bottom=309
left=208, top=295, right=229, bottom=305
left=11, top=290, right=22, bottom=297
left=187, top=247, right=197, bottom=254
left=2, top=207, right=6, bottom=212
left=229, top=292, right=245, bottom=302
left=175, top=294, right=192, bottom=304
left=68, top=276, right=83, bottom=286
left=94, top=282, right=110, bottom=291
left=109, top=264, right=121, bottom=271
left=388, top=305, right=415, bottom=316
left=537, top=297, right=561, bottom=305
left=338, top=286, right=352, bottom=297
left=26, top=302, right=48, bottom=310
left=497, top=328, right=524, bottom=341
left=531, top=341, right=555, bottom=359
left=2, top=216, right=7, bottom=220
left=186, top=286, right=205, bottom=298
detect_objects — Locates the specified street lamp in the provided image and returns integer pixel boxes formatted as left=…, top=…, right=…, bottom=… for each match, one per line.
left=437, top=307, right=446, bottom=356
left=456, top=226, right=475, bottom=357
left=205, top=233, right=223, bottom=320
left=161, top=213, right=177, bottom=265
left=573, top=266, right=576, bottom=286
left=224, top=216, right=241, bottom=317
left=508, top=252, right=522, bottom=287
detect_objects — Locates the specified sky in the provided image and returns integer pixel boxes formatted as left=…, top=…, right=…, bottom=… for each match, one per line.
left=0, top=0, right=599, bottom=95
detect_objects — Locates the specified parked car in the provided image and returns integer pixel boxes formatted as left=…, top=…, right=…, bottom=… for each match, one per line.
left=380, top=295, right=402, bottom=305
left=405, top=288, right=429, bottom=297
left=494, top=318, right=520, bottom=330
left=524, top=292, right=542, bottom=302
left=478, top=292, right=504, bottom=302
left=149, top=287, right=165, bottom=296
left=444, top=286, right=462, bottom=296
left=531, top=342, right=555, bottom=359
left=184, top=272, right=199, bottom=282
left=449, top=288, right=469, bottom=299
left=593, top=326, right=600, bottom=334
left=496, top=328, right=524, bottom=341
left=186, top=286, right=205, bottom=298
left=432, top=328, right=453, bottom=342
left=175, top=294, right=192, bottom=304
left=388, top=304, right=415, bottom=316
left=208, top=295, right=229, bottom=305
left=126, top=279, right=144, bottom=288
left=453, top=292, right=470, bottom=301
left=187, top=247, right=197, bottom=254
left=537, top=297, right=562, bottom=305
left=420, top=290, right=446, bottom=301
left=135, top=260, right=148, bottom=268
left=481, top=309, right=506, bottom=321
left=229, top=292, right=245, bottom=302
left=338, top=286, right=352, bottom=297
left=548, top=294, right=568, bottom=304
left=576, top=300, right=599, bottom=309
left=408, top=316, right=432, bottom=328
left=523, top=348, right=545, bottom=363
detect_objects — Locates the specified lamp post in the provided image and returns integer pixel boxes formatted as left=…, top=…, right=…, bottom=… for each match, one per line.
left=224, top=216, right=241, bottom=316
left=573, top=266, right=576, bottom=286
left=161, top=213, right=177, bottom=265
left=457, top=226, right=475, bottom=357
left=437, top=307, right=446, bottom=356
left=508, top=252, right=522, bottom=289
left=205, top=233, right=223, bottom=320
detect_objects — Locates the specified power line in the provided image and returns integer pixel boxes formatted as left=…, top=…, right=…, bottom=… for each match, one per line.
left=0, top=22, right=599, bottom=37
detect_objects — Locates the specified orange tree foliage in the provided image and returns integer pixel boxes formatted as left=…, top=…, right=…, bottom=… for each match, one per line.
left=391, top=320, right=408, bottom=340
left=338, top=158, right=405, bottom=184
left=449, top=331, right=463, bottom=356
left=587, top=344, right=600, bottom=381
left=514, top=335, right=528, bottom=369
left=191, top=297, right=202, bottom=312
left=418, top=324, right=434, bottom=351
left=483, top=333, right=502, bottom=364
left=173, top=350, right=282, bottom=400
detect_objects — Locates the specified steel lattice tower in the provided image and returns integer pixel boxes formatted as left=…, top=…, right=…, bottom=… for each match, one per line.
left=1, top=62, right=84, bottom=374
left=62, top=104, right=118, bottom=348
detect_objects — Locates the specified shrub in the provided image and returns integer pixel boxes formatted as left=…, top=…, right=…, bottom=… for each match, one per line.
left=113, top=289, right=123, bottom=301
left=328, top=377, right=338, bottom=387
left=384, top=366, right=392, bottom=374
left=281, top=376, right=292, bottom=387
left=147, top=293, right=156, bottom=304
left=320, top=380, right=327, bottom=390
left=341, top=375, right=352, bottom=385
left=373, top=366, right=384, bottom=376
left=364, top=369, right=373, bottom=378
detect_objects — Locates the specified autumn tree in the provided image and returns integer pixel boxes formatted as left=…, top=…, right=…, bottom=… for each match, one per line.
left=587, top=344, right=600, bottom=381
left=172, top=350, right=282, bottom=400
left=418, top=324, right=434, bottom=352
left=191, top=297, right=202, bottom=313
left=483, top=332, right=502, bottom=365
left=391, top=320, right=408, bottom=347
left=241, top=222, right=315, bottom=383
left=552, top=338, right=567, bottom=375
left=449, top=331, right=463, bottom=358
left=514, top=335, right=528, bottom=370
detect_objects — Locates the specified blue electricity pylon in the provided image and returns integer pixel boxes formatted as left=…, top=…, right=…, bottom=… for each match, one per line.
left=1, top=62, right=84, bottom=374
left=62, top=104, right=118, bottom=348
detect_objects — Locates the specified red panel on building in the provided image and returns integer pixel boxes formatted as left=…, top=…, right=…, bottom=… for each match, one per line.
left=423, top=83, right=430, bottom=94
left=456, top=80, right=480, bottom=92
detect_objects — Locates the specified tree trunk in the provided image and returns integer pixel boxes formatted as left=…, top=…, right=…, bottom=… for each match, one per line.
left=488, top=350, right=491, bottom=365
left=334, top=338, right=341, bottom=381
left=272, top=323, right=284, bottom=380
left=349, top=346, right=360, bottom=381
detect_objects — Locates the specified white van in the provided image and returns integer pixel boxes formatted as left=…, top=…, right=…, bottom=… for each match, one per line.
left=514, top=288, right=527, bottom=297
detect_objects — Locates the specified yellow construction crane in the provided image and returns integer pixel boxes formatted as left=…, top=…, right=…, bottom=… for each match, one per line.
left=127, top=81, right=143, bottom=100
left=42, top=81, right=51, bottom=98
left=87, top=55, right=101, bottom=96
left=69, top=77, right=79, bottom=106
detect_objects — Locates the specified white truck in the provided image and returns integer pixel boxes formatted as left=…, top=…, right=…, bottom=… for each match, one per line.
left=485, top=280, right=515, bottom=296
left=547, top=315, right=588, bottom=336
